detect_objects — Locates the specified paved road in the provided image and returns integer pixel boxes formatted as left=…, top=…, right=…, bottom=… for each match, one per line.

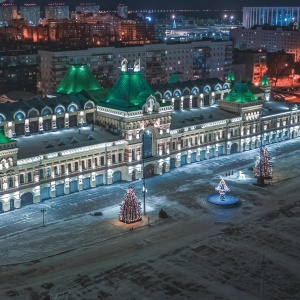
left=0, top=138, right=299, bottom=237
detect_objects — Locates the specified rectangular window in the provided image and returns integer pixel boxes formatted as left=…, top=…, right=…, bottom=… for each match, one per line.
left=75, top=162, right=79, bottom=171
left=39, top=169, right=44, bottom=179
left=28, top=172, right=32, bottom=182
left=94, top=158, right=98, bottom=167
left=8, top=177, right=13, bottom=188
left=20, top=174, right=24, bottom=184
left=61, top=165, right=65, bottom=174
left=54, top=166, right=58, bottom=175
left=88, top=159, right=92, bottom=168
left=81, top=161, right=85, bottom=170
left=132, top=150, right=135, bottom=161
left=172, top=141, right=176, bottom=150
left=101, top=156, right=104, bottom=166
left=47, top=167, right=51, bottom=177
left=181, top=140, right=184, bottom=148
left=68, top=163, right=72, bottom=173
left=112, top=154, right=116, bottom=164
left=118, top=153, right=122, bottom=162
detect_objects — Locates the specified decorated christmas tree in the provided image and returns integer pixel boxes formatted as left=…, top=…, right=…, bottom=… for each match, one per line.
left=253, top=146, right=273, bottom=185
left=119, top=185, right=142, bottom=223
left=215, top=179, right=230, bottom=201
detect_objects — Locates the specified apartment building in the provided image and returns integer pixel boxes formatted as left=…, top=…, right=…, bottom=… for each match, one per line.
left=230, top=26, right=300, bottom=61
left=38, top=40, right=233, bottom=94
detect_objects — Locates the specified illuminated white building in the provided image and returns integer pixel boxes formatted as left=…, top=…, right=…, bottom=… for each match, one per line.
left=0, top=64, right=299, bottom=213
left=243, top=7, right=300, bottom=29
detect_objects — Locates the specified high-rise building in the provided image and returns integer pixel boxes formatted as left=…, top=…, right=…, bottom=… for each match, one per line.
left=154, top=19, right=167, bottom=41
left=0, top=48, right=38, bottom=94
left=75, top=3, right=100, bottom=13
left=20, top=4, right=40, bottom=26
left=0, top=3, right=17, bottom=26
left=45, top=3, right=69, bottom=20
left=243, top=7, right=300, bottom=29
left=117, top=4, right=128, bottom=19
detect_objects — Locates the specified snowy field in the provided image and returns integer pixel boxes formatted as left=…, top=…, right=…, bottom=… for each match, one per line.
left=0, top=139, right=300, bottom=300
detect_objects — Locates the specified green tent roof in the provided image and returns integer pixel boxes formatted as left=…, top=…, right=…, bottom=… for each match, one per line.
left=227, top=70, right=235, bottom=82
left=224, top=81, right=257, bottom=103
left=260, top=73, right=270, bottom=86
left=0, top=129, right=13, bottom=144
left=101, top=71, right=155, bottom=111
left=56, top=65, right=102, bottom=94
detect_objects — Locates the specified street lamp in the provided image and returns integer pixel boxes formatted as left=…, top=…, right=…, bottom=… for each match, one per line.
left=41, top=209, right=46, bottom=227
left=142, top=132, right=147, bottom=215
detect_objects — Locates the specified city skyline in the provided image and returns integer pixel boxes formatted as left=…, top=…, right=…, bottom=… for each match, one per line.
left=5, top=0, right=300, bottom=11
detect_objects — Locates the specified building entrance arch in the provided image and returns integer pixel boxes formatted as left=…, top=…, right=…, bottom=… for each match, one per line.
left=230, top=143, right=238, bottom=154
left=21, top=192, right=33, bottom=207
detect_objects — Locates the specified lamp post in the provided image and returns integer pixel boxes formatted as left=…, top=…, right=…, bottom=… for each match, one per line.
left=142, top=133, right=147, bottom=215
left=41, top=209, right=46, bottom=227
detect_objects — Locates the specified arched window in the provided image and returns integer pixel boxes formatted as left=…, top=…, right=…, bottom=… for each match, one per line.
left=55, top=105, right=65, bottom=115
left=214, top=84, right=221, bottom=91
left=42, top=107, right=52, bottom=116
left=14, top=111, right=25, bottom=121
left=223, top=83, right=229, bottom=89
left=164, top=91, right=171, bottom=99
left=203, top=85, right=211, bottom=93
left=68, top=103, right=78, bottom=113
left=0, top=114, right=5, bottom=123
left=142, top=131, right=152, bottom=158
left=28, top=109, right=39, bottom=118
left=192, top=87, right=199, bottom=95
left=84, top=101, right=94, bottom=109
left=173, top=89, right=181, bottom=98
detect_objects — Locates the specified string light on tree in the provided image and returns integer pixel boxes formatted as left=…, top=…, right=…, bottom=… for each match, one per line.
left=215, top=179, right=230, bottom=201
left=253, top=146, right=273, bottom=185
left=119, top=185, right=142, bottom=224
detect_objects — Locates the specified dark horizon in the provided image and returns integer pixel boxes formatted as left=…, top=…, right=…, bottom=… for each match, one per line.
left=6, top=0, right=300, bottom=11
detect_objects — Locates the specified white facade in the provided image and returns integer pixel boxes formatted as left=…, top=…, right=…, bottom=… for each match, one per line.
left=0, top=67, right=300, bottom=213
left=243, top=7, right=300, bottom=29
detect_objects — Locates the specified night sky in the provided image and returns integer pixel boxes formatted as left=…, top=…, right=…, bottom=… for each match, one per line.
left=10, top=0, right=300, bottom=10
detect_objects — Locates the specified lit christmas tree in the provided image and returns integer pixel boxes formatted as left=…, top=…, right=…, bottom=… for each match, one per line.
left=215, top=179, right=230, bottom=201
left=253, top=146, right=273, bottom=185
left=119, top=185, right=142, bottom=223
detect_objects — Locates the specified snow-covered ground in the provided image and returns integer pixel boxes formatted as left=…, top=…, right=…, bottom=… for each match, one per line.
left=0, top=139, right=300, bottom=299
